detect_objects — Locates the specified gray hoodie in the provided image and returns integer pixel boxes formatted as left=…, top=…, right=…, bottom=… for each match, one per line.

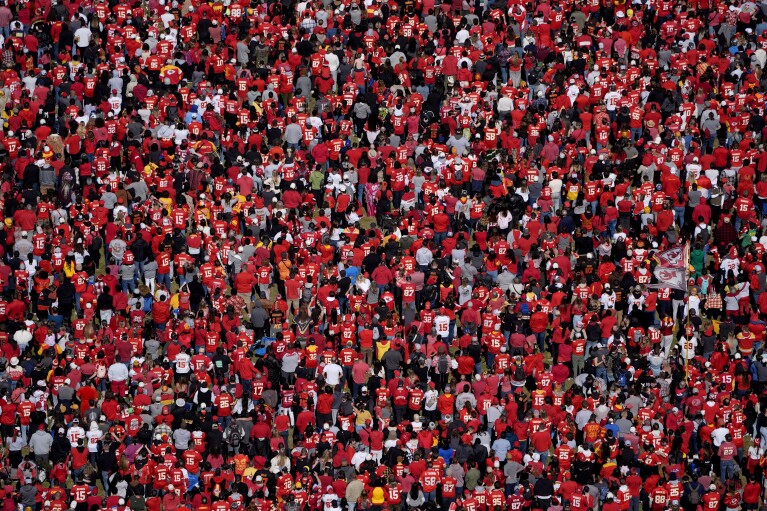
left=28, top=429, right=53, bottom=454
left=20, top=483, right=37, bottom=508
left=143, top=260, right=158, bottom=280
left=250, top=301, right=268, bottom=328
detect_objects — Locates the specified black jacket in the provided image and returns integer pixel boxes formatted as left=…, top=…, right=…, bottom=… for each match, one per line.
left=50, top=434, right=72, bottom=463
left=131, top=237, right=151, bottom=262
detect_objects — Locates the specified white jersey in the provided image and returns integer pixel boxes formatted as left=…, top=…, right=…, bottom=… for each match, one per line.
left=67, top=426, right=85, bottom=445
left=678, top=336, right=697, bottom=361
left=108, top=96, right=122, bottom=114
left=86, top=429, right=103, bottom=452
left=434, top=315, right=450, bottom=338
left=175, top=353, right=191, bottom=374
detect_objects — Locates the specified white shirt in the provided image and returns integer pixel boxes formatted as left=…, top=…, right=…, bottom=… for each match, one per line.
left=497, top=211, right=513, bottom=230
left=324, top=52, right=340, bottom=72
left=705, top=168, right=719, bottom=187
left=497, top=96, right=514, bottom=113
left=160, top=11, right=175, bottom=28
left=423, top=390, right=438, bottom=411
left=567, top=84, right=579, bottom=105
left=549, top=178, right=563, bottom=196
left=107, top=362, right=129, bottom=382
left=322, top=363, right=343, bottom=386
left=351, top=451, right=371, bottom=470
left=327, top=171, right=342, bottom=191
left=307, top=116, right=323, bottom=130
left=711, top=427, right=730, bottom=447
left=74, top=27, right=92, bottom=48
left=174, top=128, right=189, bottom=145
left=355, top=277, right=370, bottom=293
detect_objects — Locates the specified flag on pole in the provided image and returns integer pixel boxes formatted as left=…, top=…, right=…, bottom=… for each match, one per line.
left=647, top=245, right=688, bottom=291
left=682, top=242, right=691, bottom=381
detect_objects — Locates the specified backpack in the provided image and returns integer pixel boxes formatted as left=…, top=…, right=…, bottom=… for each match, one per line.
left=687, top=484, right=701, bottom=505
left=513, top=365, right=525, bottom=382
left=586, top=323, right=601, bottom=342
left=0, top=370, right=9, bottom=394
left=698, top=225, right=710, bottom=244
left=666, top=227, right=678, bottom=244
left=522, top=485, right=533, bottom=501
left=229, top=428, right=242, bottom=447
left=166, top=105, right=179, bottom=122
left=437, top=354, right=449, bottom=374
left=454, top=166, right=463, bottom=181
left=610, top=353, right=623, bottom=374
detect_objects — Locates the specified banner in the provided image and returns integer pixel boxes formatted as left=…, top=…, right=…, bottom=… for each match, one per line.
left=648, top=266, right=687, bottom=291
left=647, top=245, right=688, bottom=291
left=655, top=246, right=685, bottom=268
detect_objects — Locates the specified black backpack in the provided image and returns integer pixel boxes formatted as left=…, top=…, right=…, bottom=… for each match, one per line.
left=686, top=483, right=701, bottom=505
left=586, top=322, right=601, bottom=342
left=697, top=225, right=710, bottom=244
left=437, top=354, right=450, bottom=374
left=229, top=428, right=242, bottom=447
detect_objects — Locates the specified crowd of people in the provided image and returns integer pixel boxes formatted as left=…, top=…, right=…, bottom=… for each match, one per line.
left=0, top=0, right=766, bottom=510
